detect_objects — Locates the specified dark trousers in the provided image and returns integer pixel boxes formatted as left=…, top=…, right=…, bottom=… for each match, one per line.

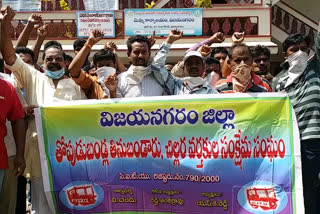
left=301, top=139, right=320, bottom=214
left=15, top=176, right=26, bottom=214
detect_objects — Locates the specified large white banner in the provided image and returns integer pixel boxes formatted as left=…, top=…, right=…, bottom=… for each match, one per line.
left=35, top=94, right=304, bottom=214
left=2, top=0, right=41, bottom=11
left=83, top=0, right=119, bottom=11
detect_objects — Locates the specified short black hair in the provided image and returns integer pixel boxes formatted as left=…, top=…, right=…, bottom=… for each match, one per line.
left=204, top=57, right=220, bottom=65
left=252, top=45, right=270, bottom=59
left=42, top=45, right=64, bottom=61
left=228, top=43, right=252, bottom=59
left=15, top=47, right=35, bottom=63
left=211, top=47, right=228, bottom=57
left=204, top=57, right=221, bottom=72
left=73, top=39, right=86, bottom=51
left=93, top=49, right=116, bottom=66
left=44, top=40, right=63, bottom=51
left=127, top=35, right=151, bottom=53
left=283, top=33, right=311, bottom=53
left=64, top=54, right=73, bottom=62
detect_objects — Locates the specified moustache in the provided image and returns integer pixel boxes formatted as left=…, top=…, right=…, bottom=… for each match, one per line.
left=47, top=63, right=62, bottom=71
left=136, top=58, right=145, bottom=63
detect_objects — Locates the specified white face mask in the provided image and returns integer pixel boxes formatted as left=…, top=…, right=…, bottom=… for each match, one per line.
left=285, top=50, right=309, bottom=88
left=126, top=65, right=150, bottom=84
left=96, top=66, right=116, bottom=97
left=131, top=65, right=148, bottom=71
left=182, top=76, right=206, bottom=90
left=205, top=72, right=220, bottom=88
left=96, top=67, right=116, bottom=83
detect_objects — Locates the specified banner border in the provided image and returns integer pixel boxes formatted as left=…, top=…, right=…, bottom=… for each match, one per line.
left=37, top=93, right=302, bottom=214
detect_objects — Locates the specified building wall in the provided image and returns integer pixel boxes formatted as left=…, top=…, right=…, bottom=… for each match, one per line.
left=281, top=0, right=320, bottom=23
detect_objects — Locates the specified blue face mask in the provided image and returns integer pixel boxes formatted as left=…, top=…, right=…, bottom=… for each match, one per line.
left=45, top=68, right=65, bottom=79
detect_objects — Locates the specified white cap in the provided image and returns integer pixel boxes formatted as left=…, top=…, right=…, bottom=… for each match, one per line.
left=183, top=51, right=203, bottom=62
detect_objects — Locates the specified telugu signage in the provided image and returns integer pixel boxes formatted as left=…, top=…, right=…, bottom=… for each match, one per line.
left=124, top=8, right=203, bottom=36
left=2, top=0, right=41, bottom=11
left=83, top=0, right=119, bottom=11
left=76, top=11, right=115, bottom=38
left=35, top=94, right=304, bottom=214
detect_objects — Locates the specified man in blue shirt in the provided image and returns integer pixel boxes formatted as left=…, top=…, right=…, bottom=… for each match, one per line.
left=152, top=29, right=218, bottom=95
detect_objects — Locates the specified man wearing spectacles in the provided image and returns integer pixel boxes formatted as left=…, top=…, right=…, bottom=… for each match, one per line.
left=0, top=6, right=85, bottom=214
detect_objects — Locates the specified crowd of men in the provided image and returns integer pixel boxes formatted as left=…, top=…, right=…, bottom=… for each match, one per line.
left=0, top=4, right=319, bottom=214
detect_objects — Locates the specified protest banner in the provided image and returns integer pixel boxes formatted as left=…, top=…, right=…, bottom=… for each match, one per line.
left=76, top=11, right=115, bottom=38
left=35, top=94, right=304, bottom=214
left=124, top=8, right=203, bottom=36
left=2, top=0, right=41, bottom=11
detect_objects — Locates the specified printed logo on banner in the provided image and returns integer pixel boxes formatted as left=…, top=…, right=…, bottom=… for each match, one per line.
left=59, top=181, right=104, bottom=210
left=237, top=180, right=288, bottom=214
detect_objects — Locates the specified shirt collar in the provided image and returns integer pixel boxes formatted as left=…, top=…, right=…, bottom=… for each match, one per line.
left=183, top=83, right=210, bottom=92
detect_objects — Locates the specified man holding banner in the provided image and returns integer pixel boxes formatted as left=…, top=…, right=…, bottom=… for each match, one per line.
left=0, top=5, right=85, bottom=214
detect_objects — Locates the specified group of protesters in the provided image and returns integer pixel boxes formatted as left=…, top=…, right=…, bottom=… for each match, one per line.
left=0, top=4, right=319, bottom=214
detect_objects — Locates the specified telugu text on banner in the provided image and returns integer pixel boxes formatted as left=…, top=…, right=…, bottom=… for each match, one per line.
left=35, top=94, right=304, bottom=214
left=76, top=11, right=115, bottom=38
left=124, top=8, right=203, bottom=36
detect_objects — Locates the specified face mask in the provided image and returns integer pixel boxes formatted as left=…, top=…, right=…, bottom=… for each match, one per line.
left=127, top=65, right=150, bottom=84
left=182, top=76, right=206, bottom=90
left=285, top=50, right=309, bottom=88
left=131, top=65, right=149, bottom=73
left=95, top=67, right=116, bottom=98
left=205, top=72, right=220, bottom=88
left=287, top=50, right=309, bottom=71
left=231, top=63, right=252, bottom=92
left=96, top=67, right=116, bottom=83
left=45, top=68, right=65, bottom=80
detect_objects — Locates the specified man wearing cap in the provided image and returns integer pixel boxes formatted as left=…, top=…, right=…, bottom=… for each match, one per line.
left=0, top=6, right=85, bottom=214
left=152, top=30, right=218, bottom=95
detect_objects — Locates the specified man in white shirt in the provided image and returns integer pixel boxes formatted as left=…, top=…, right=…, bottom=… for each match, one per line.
left=0, top=6, right=85, bottom=214
left=116, top=35, right=167, bottom=97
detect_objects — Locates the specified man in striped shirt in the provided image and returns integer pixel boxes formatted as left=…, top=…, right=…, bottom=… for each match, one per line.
left=215, top=43, right=272, bottom=93
left=272, top=26, right=320, bottom=214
